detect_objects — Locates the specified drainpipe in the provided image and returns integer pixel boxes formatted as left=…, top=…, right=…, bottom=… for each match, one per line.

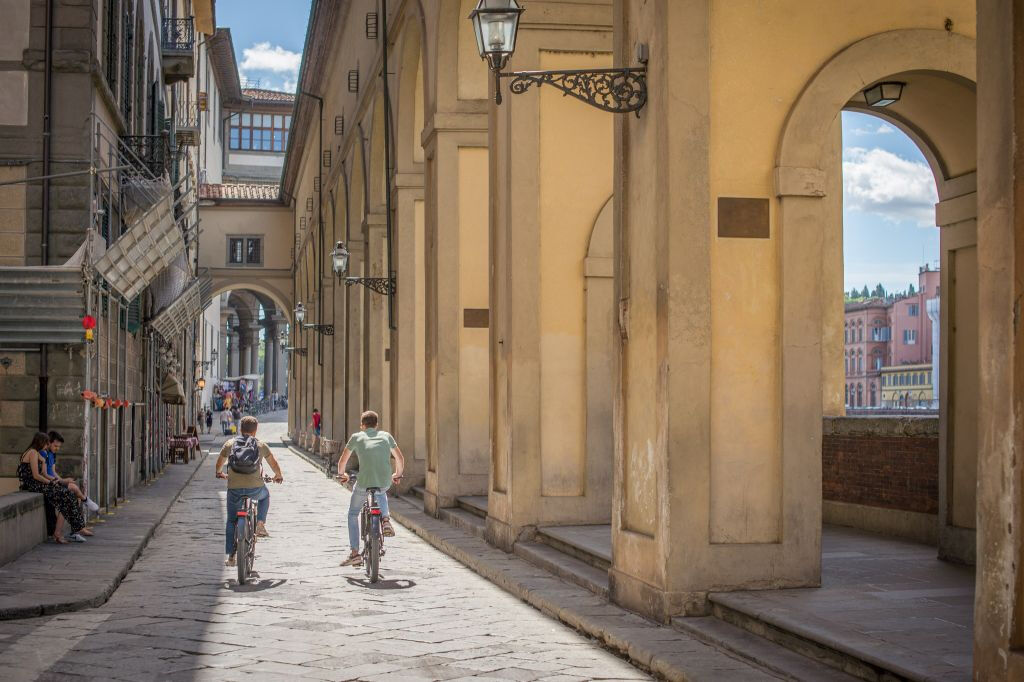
left=38, top=0, right=54, bottom=431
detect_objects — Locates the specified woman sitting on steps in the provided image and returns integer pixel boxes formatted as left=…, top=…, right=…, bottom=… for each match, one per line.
left=18, top=432, right=90, bottom=543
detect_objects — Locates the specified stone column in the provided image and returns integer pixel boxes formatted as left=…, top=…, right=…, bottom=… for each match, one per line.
left=239, top=335, right=250, bottom=376
left=975, top=1, right=1024, bottom=676
left=422, top=119, right=490, bottom=516
left=345, top=240, right=365, bottom=435
left=228, top=331, right=240, bottom=377
left=272, top=315, right=288, bottom=396
left=365, top=212, right=388, bottom=428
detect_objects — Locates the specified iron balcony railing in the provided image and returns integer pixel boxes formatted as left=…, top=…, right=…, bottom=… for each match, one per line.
left=121, top=135, right=170, bottom=177
left=161, top=16, right=194, bottom=52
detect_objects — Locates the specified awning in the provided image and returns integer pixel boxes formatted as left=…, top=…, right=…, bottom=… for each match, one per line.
left=94, top=175, right=197, bottom=301
left=149, top=276, right=212, bottom=341
left=0, top=265, right=87, bottom=345
left=161, top=373, right=186, bottom=405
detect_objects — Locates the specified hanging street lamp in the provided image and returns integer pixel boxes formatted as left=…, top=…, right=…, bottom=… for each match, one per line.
left=294, top=302, right=306, bottom=325
left=863, top=81, right=905, bottom=107
left=333, top=240, right=396, bottom=296
left=331, top=241, right=349, bottom=278
left=468, top=0, right=647, bottom=114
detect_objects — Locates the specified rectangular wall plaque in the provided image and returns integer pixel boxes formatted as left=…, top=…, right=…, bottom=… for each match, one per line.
left=464, top=308, right=489, bottom=328
left=718, top=197, right=770, bottom=238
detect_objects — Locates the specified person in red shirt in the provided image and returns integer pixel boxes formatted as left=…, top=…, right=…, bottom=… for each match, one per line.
left=311, top=408, right=322, bottom=438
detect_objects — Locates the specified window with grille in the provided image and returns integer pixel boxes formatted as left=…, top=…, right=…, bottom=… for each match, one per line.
left=227, top=236, right=263, bottom=266
left=228, top=113, right=291, bottom=151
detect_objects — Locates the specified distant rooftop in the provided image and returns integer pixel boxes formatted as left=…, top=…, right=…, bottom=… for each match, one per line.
left=200, top=183, right=280, bottom=202
left=242, top=88, right=296, bottom=104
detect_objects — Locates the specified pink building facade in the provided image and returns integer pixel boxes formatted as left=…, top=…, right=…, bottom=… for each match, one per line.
left=844, top=265, right=940, bottom=410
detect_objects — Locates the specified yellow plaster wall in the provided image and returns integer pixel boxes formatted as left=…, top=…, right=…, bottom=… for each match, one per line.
left=457, top=0, right=489, bottom=101
left=198, top=205, right=294, bottom=271
left=706, top=0, right=975, bottom=544
left=538, top=50, right=612, bottom=498
left=457, top=146, right=490, bottom=475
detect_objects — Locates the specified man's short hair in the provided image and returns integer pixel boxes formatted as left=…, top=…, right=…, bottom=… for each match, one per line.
left=360, top=411, right=379, bottom=428
left=48, top=430, right=64, bottom=444
left=239, top=416, right=258, bottom=434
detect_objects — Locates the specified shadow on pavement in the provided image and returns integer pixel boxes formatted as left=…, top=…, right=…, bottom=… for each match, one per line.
left=222, top=578, right=289, bottom=592
left=345, top=576, right=416, bottom=590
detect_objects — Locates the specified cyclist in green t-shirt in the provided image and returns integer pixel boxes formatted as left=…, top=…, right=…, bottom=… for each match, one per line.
left=336, top=410, right=405, bottom=567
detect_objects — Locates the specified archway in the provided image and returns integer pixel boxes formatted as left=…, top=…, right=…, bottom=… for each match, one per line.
left=777, top=29, right=977, bottom=565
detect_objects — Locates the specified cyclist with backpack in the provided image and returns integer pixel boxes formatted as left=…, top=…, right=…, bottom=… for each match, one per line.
left=214, top=415, right=284, bottom=567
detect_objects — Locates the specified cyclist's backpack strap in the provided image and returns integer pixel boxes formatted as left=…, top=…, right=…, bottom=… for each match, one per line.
left=228, top=436, right=261, bottom=474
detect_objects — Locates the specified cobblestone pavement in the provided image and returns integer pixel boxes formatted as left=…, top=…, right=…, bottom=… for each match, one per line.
left=0, top=413, right=650, bottom=681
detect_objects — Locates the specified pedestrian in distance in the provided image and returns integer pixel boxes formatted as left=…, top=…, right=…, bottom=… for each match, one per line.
left=336, top=411, right=405, bottom=567
left=205, top=408, right=213, bottom=434
left=311, top=408, right=322, bottom=438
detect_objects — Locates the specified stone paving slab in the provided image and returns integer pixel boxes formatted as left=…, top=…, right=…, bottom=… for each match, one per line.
left=0, top=453, right=206, bottom=620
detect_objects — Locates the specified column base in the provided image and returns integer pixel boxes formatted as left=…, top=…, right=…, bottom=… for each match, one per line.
left=423, top=489, right=457, bottom=518
left=608, top=567, right=709, bottom=623
left=485, top=515, right=536, bottom=553
left=938, top=524, right=976, bottom=565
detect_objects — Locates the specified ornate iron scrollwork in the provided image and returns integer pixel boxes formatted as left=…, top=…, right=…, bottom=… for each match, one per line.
left=304, top=324, right=335, bottom=336
left=344, top=276, right=396, bottom=296
left=502, top=67, right=647, bottom=115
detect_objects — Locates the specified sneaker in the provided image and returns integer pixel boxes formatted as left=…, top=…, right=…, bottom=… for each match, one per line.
left=67, top=533, right=87, bottom=543
left=255, top=523, right=270, bottom=538
left=340, top=552, right=363, bottom=567
left=85, top=498, right=99, bottom=513
left=225, top=554, right=236, bottom=567
left=381, top=518, right=396, bottom=537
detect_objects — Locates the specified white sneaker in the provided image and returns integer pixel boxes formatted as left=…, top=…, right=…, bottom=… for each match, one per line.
left=67, top=533, right=87, bottom=543
left=225, top=555, right=236, bottom=567
left=85, top=498, right=99, bottom=513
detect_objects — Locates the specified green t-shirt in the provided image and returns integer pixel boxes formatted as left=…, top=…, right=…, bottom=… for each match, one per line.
left=346, top=429, right=396, bottom=489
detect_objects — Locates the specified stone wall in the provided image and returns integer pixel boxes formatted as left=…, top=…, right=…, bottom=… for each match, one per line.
left=822, top=416, right=939, bottom=544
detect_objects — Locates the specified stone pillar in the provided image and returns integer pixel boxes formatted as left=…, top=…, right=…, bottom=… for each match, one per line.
left=272, top=316, right=288, bottom=396
left=228, top=331, right=240, bottom=377
left=239, top=335, right=250, bottom=376
left=365, top=212, right=388, bottom=428
left=249, top=326, right=261, bottom=383
left=975, top=1, right=1024, bottom=677
left=422, top=118, right=490, bottom=516
left=345, top=240, right=365, bottom=436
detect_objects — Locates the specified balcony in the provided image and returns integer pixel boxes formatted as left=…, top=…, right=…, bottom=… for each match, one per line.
left=174, top=103, right=200, bottom=147
left=121, top=135, right=171, bottom=177
left=161, top=17, right=195, bottom=83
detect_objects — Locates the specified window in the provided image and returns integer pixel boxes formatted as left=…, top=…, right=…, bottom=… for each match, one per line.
left=903, top=329, right=917, bottom=344
left=227, top=236, right=263, bottom=266
left=871, top=326, right=890, bottom=342
left=228, top=112, right=291, bottom=151
left=907, top=303, right=919, bottom=316
left=874, top=355, right=883, bottom=370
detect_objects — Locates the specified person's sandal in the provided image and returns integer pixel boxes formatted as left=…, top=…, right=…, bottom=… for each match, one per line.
left=78, top=528, right=94, bottom=536
left=340, top=552, right=363, bottom=567
left=53, top=535, right=68, bottom=544
left=381, top=518, right=396, bottom=537
left=255, top=524, right=270, bottom=538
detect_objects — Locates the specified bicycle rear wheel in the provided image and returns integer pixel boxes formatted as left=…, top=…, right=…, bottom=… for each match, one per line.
left=366, top=517, right=381, bottom=583
left=235, top=517, right=249, bottom=584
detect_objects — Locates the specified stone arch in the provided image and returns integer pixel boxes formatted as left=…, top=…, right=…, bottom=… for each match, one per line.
left=776, top=28, right=977, bottom=563
left=210, top=281, right=293, bottom=324
left=367, top=90, right=388, bottom=211
left=396, top=13, right=426, bottom=171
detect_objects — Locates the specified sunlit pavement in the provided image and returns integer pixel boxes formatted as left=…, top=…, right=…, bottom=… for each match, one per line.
left=0, top=411, right=649, bottom=681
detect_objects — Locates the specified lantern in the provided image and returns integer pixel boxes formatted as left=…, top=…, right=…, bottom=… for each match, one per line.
left=468, top=0, right=524, bottom=71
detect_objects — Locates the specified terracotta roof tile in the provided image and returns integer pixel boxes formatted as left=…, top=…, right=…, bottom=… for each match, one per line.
left=241, top=88, right=296, bottom=103
left=200, top=183, right=280, bottom=201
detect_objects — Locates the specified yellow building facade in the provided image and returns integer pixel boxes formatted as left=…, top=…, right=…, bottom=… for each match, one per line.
left=283, top=1, right=1024, bottom=677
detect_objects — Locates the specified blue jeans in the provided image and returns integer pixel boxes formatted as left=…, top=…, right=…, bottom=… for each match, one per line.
left=226, top=486, right=269, bottom=555
left=348, top=486, right=390, bottom=551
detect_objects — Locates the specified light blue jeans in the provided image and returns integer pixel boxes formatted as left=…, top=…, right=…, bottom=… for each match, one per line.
left=348, top=485, right=390, bottom=551
left=226, top=486, right=269, bottom=555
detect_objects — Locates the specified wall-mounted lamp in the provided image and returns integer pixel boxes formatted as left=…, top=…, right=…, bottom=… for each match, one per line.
left=863, top=81, right=905, bottom=108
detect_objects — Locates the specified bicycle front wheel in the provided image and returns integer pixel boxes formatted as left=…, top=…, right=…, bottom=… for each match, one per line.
left=366, top=517, right=381, bottom=583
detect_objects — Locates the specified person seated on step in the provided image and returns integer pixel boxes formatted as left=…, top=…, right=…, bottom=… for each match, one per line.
left=42, top=431, right=100, bottom=518
left=19, top=432, right=90, bottom=543
left=336, top=410, right=405, bottom=567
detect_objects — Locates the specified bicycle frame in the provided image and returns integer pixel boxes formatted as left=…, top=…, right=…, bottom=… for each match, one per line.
left=360, top=487, right=386, bottom=581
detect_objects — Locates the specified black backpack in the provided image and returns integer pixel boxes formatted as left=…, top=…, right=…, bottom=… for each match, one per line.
left=228, top=436, right=261, bottom=474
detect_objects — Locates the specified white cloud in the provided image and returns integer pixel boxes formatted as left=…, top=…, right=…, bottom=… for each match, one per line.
left=843, top=147, right=937, bottom=227
left=875, top=123, right=895, bottom=134
left=240, top=42, right=301, bottom=76
left=281, top=80, right=297, bottom=93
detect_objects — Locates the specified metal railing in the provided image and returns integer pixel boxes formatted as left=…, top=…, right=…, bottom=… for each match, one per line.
left=120, top=135, right=171, bottom=177
left=161, top=16, right=194, bottom=52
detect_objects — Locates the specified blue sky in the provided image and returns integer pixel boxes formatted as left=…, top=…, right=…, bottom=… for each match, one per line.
left=841, top=111, right=939, bottom=294
left=216, top=0, right=312, bottom=92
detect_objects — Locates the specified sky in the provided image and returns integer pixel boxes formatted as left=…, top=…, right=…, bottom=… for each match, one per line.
left=841, top=111, right=939, bottom=295
left=215, top=0, right=312, bottom=93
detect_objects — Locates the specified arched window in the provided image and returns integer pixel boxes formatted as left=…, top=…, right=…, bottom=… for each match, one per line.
left=856, top=383, right=863, bottom=407
left=870, top=383, right=876, bottom=407
left=845, top=385, right=849, bottom=405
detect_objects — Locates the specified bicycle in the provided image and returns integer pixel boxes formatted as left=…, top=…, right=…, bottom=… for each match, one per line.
left=234, top=475, right=278, bottom=584
left=343, top=473, right=400, bottom=583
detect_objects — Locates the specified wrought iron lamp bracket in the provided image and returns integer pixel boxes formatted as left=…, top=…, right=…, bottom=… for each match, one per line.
left=344, top=274, right=396, bottom=296
left=303, top=324, right=335, bottom=336
left=284, top=346, right=308, bottom=356
left=496, top=67, right=647, bottom=115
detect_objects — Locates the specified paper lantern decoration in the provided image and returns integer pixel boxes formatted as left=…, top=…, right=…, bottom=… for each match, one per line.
left=81, top=316, right=96, bottom=330
left=81, top=390, right=97, bottom=401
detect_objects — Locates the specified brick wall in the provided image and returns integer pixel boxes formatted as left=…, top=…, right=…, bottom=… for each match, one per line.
left=822, top=416, right=938, bottom=514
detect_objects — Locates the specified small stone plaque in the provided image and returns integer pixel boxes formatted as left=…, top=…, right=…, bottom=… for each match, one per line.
left=464, top=308, right=489, bottom=328
left=718, top=197, right=770, bottom=239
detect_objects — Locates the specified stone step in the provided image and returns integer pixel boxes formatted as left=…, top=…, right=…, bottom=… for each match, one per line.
left=410, top=485, right=426, bottom=501
left=535, top=526, right=611, bottom=571
left=672, top=615, right=860, bottom=682
left=514, top=541, right=609, bottom=600
left=456, top=495, right=488, bottom=519
left=399, top=489, right=425, bottom=513
left=438, top=507, right=487, bottom=539
left=709, top=594, right=923, bottom=681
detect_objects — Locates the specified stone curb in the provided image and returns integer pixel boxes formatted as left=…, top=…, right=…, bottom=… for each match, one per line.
left=285, top=442, right=775, bottom=682
left=0, top=452, right=208, bottom=621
